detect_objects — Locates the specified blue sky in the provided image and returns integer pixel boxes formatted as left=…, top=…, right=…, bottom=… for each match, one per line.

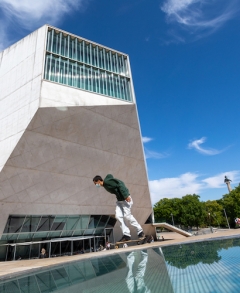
left=1, top=0, right=240, bottom=204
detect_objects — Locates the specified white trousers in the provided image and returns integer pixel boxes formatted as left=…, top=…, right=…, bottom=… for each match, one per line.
left=115, top=198, right=143, bottom=237
left=126, top=251, right=150, bottom=293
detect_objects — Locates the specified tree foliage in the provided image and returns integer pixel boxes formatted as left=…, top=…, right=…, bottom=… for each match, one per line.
left=222, top=184, right=240, bottom=227
left=153, top=184, right=240, bottom=228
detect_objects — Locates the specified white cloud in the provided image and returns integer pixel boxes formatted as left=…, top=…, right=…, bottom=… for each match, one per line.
left=202, top=171, right=240, bottom=188
left=142, top=137, right=153, bottom=143
left=141, top=136, right=169, bottom=159
left=149, top=172, right=201, bottom=203
left=149, top=170, right=240, bottom=204
left=161, top=0, right=239, bottom=40
left=144, top=148, right=169, bottom=159
left=188, top=137, right=225, bottom=155
left=0, top=0, right=87, bottom=50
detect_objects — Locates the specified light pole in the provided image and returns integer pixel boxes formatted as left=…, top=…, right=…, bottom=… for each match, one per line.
left=171, top=213, right=175, bottom=226
left=223, top=208, right=230, bottom=229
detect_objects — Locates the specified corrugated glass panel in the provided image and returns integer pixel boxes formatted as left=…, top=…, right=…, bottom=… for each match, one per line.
left=44, top=29, right=132, bottom=102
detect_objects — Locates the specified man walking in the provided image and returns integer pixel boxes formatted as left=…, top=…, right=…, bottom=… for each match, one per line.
left=93, top=174, right=144, bottom=242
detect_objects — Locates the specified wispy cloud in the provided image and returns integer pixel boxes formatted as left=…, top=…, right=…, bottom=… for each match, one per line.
left=161, top=0, right=239, bottom=40
left=149, top=170, right=240, bottom=204
left=142, top=136, right=153, bottom=144
left=142, top=136, right=169, bottom=159
left=188, top=137, right=227, bottom=155
left=0, top=0, right=88, bottom=50
left=145, top=148, right=169, bottom=159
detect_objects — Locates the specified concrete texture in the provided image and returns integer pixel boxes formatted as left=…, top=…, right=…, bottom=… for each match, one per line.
left=0, top=104, right=153, bottom=239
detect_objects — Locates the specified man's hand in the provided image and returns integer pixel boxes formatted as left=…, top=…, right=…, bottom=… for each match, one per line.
left=125, top=196, right=131, bottom=202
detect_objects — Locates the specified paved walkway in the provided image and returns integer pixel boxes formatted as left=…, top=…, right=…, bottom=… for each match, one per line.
left=0, top=229, right=239, bottom=280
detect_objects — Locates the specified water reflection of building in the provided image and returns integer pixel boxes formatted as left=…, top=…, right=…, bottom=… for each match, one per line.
left=0, top=25, right=154, bottom=261
left=0, top=249, right=174, bottom=293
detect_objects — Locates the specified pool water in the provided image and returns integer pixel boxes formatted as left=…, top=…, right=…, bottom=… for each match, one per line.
left=0, top=237, right=240, bottom=293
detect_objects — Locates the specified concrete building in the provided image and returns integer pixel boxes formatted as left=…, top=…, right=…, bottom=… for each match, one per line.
left=0, top=25, right=153, bottom=261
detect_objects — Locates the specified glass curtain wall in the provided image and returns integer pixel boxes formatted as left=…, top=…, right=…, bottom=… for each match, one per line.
left=1, top=215, right=116, bottom=243
left=44, top=28, right=132, bottom=102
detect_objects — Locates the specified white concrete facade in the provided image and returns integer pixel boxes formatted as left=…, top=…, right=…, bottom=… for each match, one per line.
left=0, top=26, right=46, bottom=172
left=0, top=25, right=154, bottom=245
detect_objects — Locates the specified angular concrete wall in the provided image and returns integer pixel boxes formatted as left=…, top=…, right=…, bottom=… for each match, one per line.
left=0, top=25, right=154, bottom=241
left=0, top=105, right=153, bottom=239
left=0, top=25, right=47, bottom=172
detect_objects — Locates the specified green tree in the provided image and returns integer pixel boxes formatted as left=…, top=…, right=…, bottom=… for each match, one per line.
left=222, top=184, right=240, bottom=227
left=153, top=198, right=181, bottom=224
left=204, top=200, right=223, bottom=227
left=161, top=241, right=221, bottom=269
left=179, top=194, right=205, bottom=229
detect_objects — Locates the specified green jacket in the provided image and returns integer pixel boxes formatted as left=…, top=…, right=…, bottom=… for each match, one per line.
left=103, top=174, right=129, bottom=201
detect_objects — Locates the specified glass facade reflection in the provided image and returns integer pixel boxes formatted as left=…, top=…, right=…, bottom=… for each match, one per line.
left=0, top=248, right=173, bottom=293
left=1, top=237, right=239, bottom=292
left=44, top=29, right=132, bottom=102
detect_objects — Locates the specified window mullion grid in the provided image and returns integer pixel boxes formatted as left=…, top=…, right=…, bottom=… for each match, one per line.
left=90, top=43, right=93, bottom=66
left=83, top=215, right=91, bottom=235
left=47, top=30, right=51, bottom=52
left=97, top=68, right=100, bottom=93
left=75, top=38, right=78, bottom=61
left=67, top=59, right=70, bottom=86
left=90, top=67, right=93, bottom=92
left=67, top=35, right=70, bottom=58
left=127, top=79, right=132, bottom=101
left=103, top=71, right=107, bottom=96
left=121, top=55, right=125, bottom=75
left=103, top=48, right=106, bottom=70
left=48, top=54, right=53, bottom=81
left=60, top=216, right=69, bottom=237
left=18, top=215, right=27, bottom=234
left=115, top=54, right=119, bottom=74
left=54, top=55, right=57, bottom=83
left=75, top=61, right=78, bottom=88
left=124, top=57, right=129, bottom=76
left=33, top=216, right=42, bottom=238
left=96, top=46, right=99, bottom=68
left=82, top=40, right=85, bottom=63
left=117, top=75, right=121, bottom=99
left=112, top=73, right=117, bottom=97
left=49, top=216, right=56, bottom=231
left=71, top=217, right=81, bottom=237
left=124, top=78, right=128, bottom=100
left=109, top=51, right=113, bottom=72
left=50, top=29, right=54, bottom=53
left=59, top=32, right=62, bottom=56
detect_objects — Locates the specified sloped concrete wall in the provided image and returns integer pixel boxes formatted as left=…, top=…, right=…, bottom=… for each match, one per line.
left=0, top=105, right=153, bottom=239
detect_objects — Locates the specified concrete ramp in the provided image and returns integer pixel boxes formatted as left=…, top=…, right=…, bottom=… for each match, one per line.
left=152, top=223, right=193, bottom=237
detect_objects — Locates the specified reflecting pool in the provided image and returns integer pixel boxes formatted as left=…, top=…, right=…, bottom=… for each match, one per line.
left=0, top=236, right=240, bottom=293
